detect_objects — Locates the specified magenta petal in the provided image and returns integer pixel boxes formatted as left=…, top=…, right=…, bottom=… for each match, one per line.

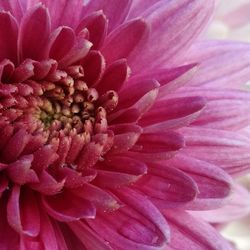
left=163, top=209, right=234, bottom=250
left=42, top=190, right=96, bottom=222
left=7, top=186, right=40, bottom=237
left=88, top=188, right=170, bottom=249
left=0, top=0, right=24, bottom=23
left=19, top=4, right=51, bottom=61
left=0, top=11, right=18, bottom=63
left=101, top=18, right=149, bottom=64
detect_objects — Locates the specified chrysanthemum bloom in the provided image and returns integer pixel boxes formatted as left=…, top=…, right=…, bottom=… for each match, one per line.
left=1, top=0, right=250, bottom=249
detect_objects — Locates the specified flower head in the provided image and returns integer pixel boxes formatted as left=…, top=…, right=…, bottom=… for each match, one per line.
left=1, top=0, right=250, bottom=249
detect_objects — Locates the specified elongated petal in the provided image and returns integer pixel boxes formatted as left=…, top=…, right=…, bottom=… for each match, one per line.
left=88, top=188, right=170, bottom=249
left=0, top=11, right=18, bottom=63
left=163, top=210, right=234, bottom=250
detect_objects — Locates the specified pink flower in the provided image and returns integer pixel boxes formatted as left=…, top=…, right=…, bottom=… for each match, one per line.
left=0, top=0, right=250, bottom=249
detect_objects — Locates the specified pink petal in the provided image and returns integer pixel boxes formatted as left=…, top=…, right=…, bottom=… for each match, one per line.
left=19, top=4, right=51, bottom=61
left=101, top=18, right=148, bottom=64
left=0, top=11, right=18, bottom=63
left=77, top=11, right=107, bottom=49
left=0, top=0, right=24, bottom=23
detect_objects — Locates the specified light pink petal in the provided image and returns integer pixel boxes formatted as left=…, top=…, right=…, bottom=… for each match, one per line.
left=128, top=0, right=214, bottom=72
left=136, top=163, right=198, bottom=208
left=19, top=4, right=51, bottom=61
left=83, top=0, right=132, bottom=32
left=42, top=189, right=96, bottom=222
left=192, top=184, right=250, bottom=224
left=163, top=210, right=234, bottom=250
left=187, top=44, right=250, bottom=88
left=88, top=188, right=170, bottom=249
left=77, top=11, right=107, bottom=49
left=167, top=155, right=233, bottom=210
left=7, top=186, right=40, bottom=237
left=0, top=11, right=18, bottom=63
left=101, top=18, right=148, bottom=64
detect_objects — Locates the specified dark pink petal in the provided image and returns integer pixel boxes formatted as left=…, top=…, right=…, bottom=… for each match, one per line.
left=0, top=59, right=15, bottom=82
left=58, top=34, right=92, bottom=68
left=0, top=200, right=19, bottom=250
left=88, top=188, right=170, bottom=249
left=0, top=174, right=8, bottom=198
left=68, top=221, right=113, bottom=250
left=10, top=59, right=35, bottom=82
left=42, top=190, right=96, bottom=221
left=48, top=26, right=75, bottom=61
left=32, top=145, right=58, bottom=173
left=77, top=11, right=108, bottom=49
left=128, top=0, right=214, bottom=72
left=81, top=50, right=105, bottom=86
left=96, top=59, right=130, bottom=95
left=7, top=155, right=39, bottom=184
left=1, top=128, right=30, bottom=163
left=40, top=0, right=84, bottom=29
left=84, top=0, right=132, bottom=32
left=109, top=85, right=159, bottom=123
left=101, top=18, right=148, bottom=64
left=30, top=170, right=65, bottom=195
left=0, top=11, right=18, bottom=63
left=163, top=210, right=234, bottom=250
left=58, top=167, right=97, bottom=188
left=19, top=4, right=51, bottom=61
left=167, top=154, right=233, bottom=210
left=136, top=163, right=197, bottom=208
left=7, top=186, right=40, bottom=237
